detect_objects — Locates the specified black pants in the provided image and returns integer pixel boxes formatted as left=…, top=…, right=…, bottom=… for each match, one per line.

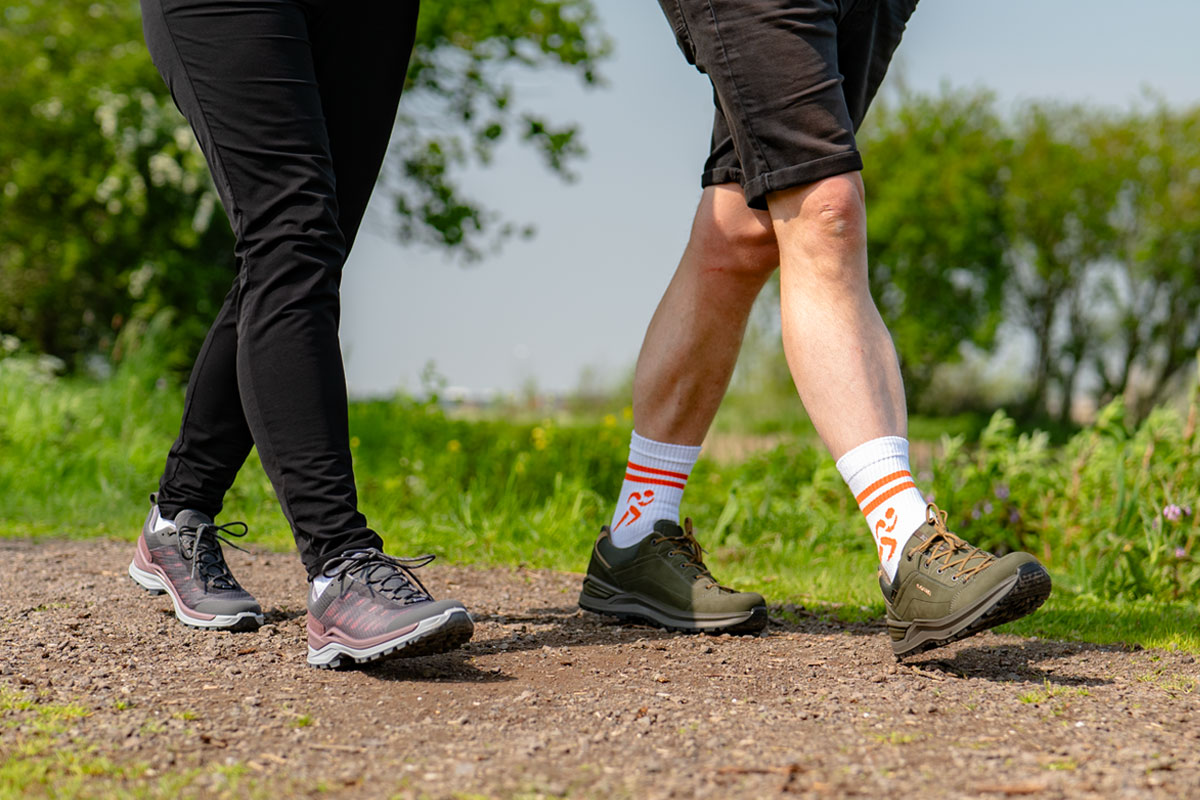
left=142, top=0, right=418, bottom=578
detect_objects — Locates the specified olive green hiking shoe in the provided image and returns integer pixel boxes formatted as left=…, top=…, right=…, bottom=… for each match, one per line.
left=883, top=505, right=1051, bottom=658
left=578, top=519, right=767, bottom=634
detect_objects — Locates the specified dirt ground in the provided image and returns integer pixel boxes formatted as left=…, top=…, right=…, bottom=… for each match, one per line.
left=2, top=538, right=1198, bottom=799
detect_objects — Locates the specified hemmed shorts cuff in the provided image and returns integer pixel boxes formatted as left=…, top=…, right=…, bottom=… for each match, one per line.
left=701, top=166, right=744, bottom=188
left=743, top=151, right=865, bottom=210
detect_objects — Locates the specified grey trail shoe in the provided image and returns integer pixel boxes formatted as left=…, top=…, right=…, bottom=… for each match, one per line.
left=579, top=519, right=767, bottom=634
left=129, top=502, right=264, bottom=631
left=883, top=504, right=1051, bottom=658
left=306, top=549, right=474, bottom=669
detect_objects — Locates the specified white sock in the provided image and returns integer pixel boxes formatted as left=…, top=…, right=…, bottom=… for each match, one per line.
left=151, top=506, right=175, bottom=533
left=836, top=436, right=929, bottom=582
left=608, top=431, right=701, bottom=548
left=311, top=574, right=334, bottom=601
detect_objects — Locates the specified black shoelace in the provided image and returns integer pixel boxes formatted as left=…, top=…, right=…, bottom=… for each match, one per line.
left=177, top=521, right=250, bottom=590
left=320, top=550, right=436, bottom=605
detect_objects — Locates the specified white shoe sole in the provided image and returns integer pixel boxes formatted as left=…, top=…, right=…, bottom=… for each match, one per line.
left=129, top=560, right=263, bottom=631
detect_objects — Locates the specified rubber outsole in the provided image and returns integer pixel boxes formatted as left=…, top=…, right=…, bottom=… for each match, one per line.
left=578, top=578, right=767, bottom=635
left=307, top=609, right=475, bottom=669
left=128, top=561, right=263, bottom=632
left=890, top=562, right=1052, bottom=658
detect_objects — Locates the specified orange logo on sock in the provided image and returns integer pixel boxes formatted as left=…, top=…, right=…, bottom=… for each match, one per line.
left=875, top=507, right=899, bottom=562
left=614, top=490, right=655, bottom=531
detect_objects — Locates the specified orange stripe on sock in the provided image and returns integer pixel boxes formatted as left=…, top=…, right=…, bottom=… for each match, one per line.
left=861, top=481, right=918, bottom=518
left=854, top=470, right=913, bottom=505
left=627, top=460, right=690, bottom=480
left=623, top=473, right=687, bottom=490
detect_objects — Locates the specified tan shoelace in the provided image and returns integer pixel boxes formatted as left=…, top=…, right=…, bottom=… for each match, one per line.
left=912, top=504, right=995, bottom=582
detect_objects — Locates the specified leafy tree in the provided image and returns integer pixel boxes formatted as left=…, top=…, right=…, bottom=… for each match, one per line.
left=0, top=0, right=607, bottom=368
left=1003, top=104, right=1116, bottom=423
left=393, top=0, right=607, bottom=255
left=861, top=90, right=1010, bottom=408
left=1004, top=102, right=1200, bottom=423
left=0, top=0, right=230, bottom=365
left=1089, top=104, right=1200, bottom=419
left=864, top=94, right=1200, bottom=422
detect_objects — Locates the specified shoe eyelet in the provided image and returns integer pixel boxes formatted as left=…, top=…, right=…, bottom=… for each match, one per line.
left=950, top=575, right=958, bottom=582
left=936, top=568, right=944, bottom=575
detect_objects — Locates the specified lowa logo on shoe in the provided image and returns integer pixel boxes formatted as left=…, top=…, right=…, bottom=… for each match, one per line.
left=915, top=582, right=932, bottom=596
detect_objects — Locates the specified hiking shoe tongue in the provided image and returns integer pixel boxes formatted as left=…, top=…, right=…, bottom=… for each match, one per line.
left=305, top=548, right=473, bottom=669
left=174, top=510, right=246, bottom=591
left=128, top=502, right=263, bottom=631
left=577, top=518, right=767, bottom=634
left=882, top=504, right=1052, bottom=658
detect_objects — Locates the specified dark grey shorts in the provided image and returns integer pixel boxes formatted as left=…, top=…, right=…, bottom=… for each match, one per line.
left=659, top=0, right=918, bottom=209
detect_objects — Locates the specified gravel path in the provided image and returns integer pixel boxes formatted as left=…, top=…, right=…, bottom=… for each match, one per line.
left=2, top=538, right=1198, bottom=799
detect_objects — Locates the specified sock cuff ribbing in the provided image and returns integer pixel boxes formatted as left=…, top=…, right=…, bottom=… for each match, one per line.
left=835, top=435, right=909, bottom=483
left=630, top=431, right=702, bottom=466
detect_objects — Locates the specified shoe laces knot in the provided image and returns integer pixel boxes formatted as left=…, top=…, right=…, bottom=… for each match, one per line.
left=322, top=550, right=436, bottom=605
left=914, top=504, right=994, bottom=582
left=177, top=521, right=250, bottom=590
left=652, top=518, right=724, bottom=591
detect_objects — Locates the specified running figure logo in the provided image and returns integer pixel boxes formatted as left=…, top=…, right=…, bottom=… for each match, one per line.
left=614, top=490, right=655, bottom=531
left=875, top=506, right=899, bottom=562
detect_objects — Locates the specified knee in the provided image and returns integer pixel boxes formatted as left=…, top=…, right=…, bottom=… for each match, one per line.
left=690, top=192, right=779, bottom=283
left=796, top=174, right=867, bottom=248
left=240, top=217, right=348, bottom=297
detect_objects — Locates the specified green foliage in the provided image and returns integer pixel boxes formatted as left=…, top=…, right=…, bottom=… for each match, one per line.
left=0, top=687, right=273, bottom=800
left=859, top=91, right=1200, bottom=419
left=1004, top=104, right=1120, bottom=422
left=3, top=339, right=1199, bottom=649
left=926, top=410, right=1058, bottom=555
left=863, top=91, right=1009, bottom=403
left=0, top=347, right=1194, bottom=603
left=1088, top=104, right=1200, bottom=418
left=0, top=0, right=234, bottom=366
left=0, top=0, right=609, bottom=367
left=927, top=399, right=1200, bottom=601
left=395, top=0, right=609, bottom=256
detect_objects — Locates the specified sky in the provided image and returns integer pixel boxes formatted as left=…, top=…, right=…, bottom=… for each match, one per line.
left=338, top=0, right=1200, bottom=398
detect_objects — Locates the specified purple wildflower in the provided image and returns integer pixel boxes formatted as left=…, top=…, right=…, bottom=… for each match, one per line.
left=994, top=484, right=1011, bottom=500
left=983, top=502, right=994, bottom=514
left=1009, top=509, right=1021, bottom=524
left=924, top=492, right=936, bottom=504
left=1176, top=546, right=1188, bottom=559
left=1164, top=504, right=1184, bottom=522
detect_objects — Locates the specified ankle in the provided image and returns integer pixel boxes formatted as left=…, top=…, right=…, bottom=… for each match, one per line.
left=608, top=431, right=701, bottom=548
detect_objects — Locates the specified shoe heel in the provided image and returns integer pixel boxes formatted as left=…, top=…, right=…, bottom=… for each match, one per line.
left=580, top=576, right=616, bottom=601
left=311, top=655, right=347, bottom=670
left=886, top=617, right=909, bottom=643
left=129, top=575, right=165, bottom=595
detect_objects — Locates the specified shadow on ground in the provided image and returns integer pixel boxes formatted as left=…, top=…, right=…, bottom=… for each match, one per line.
left=907, top=639, right=1121, bottom=687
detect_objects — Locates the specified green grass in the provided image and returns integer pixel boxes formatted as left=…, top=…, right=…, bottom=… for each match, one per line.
left=0, top=687, right=269, bottom=800
left=2, top=348, right=1199, bottom=653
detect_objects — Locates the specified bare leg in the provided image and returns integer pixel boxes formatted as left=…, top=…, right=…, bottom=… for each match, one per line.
left=769, top=171, right=907, bottom=460
left=632, top=184, right=779, bottom=444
